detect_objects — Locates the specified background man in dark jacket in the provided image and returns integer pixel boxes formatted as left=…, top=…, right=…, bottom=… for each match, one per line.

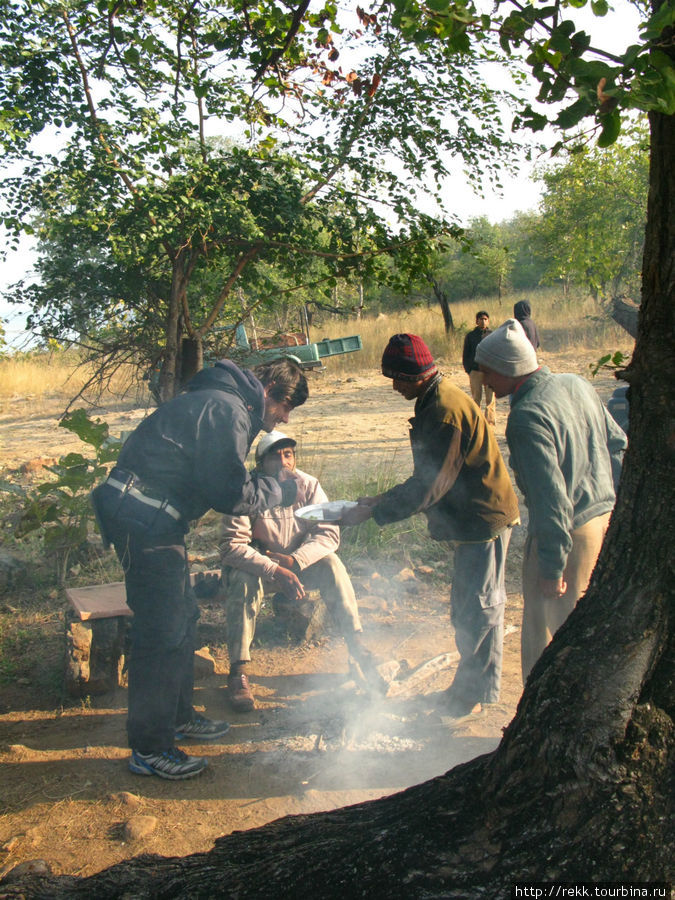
left=342, top=334, right=520, bottom=718
left=92, top=358, right=308, bottom=780
left=513, top=299, right=540, bottom=350
left=462, top=310, right=496, bottom=425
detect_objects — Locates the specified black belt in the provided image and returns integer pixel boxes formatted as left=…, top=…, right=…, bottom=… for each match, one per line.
left=106, top=467, right=183, bottom=522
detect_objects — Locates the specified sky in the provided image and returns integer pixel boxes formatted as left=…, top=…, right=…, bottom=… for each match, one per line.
left=0, top=0, right=643, bottom=347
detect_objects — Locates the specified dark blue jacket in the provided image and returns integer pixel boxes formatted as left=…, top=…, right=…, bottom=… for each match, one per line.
left=513, top=301, right=540, bottom=349
left=117, top=360, right=283, bottom=521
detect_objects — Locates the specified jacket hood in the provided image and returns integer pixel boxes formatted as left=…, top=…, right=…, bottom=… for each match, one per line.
left=184, top=359, right=265, bottom=418
left=513, top=300, right=532, bottom=320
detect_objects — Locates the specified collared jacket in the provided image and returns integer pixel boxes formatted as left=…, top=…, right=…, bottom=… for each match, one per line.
left=116, top=360, right=284, bottom=521
left=373, top=375, right=519, bottom=542
left=462, top=326, right=492, bottom=374
left=506, top=367, right=627, bottom=579
left=220, top=468, right=339, bottom=580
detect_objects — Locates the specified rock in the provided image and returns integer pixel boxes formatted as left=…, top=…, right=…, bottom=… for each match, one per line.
left=394, top=567, right=416, bottom=582
left=1, top=859, right=52, bottom=882
left=112, top=791, right=141, bottom=808
left=416, top=565, right=435, bottom=576
left=194, top=646, right=216, bottom=678
left=123, top=815, right=158, bottom=842
left=272, top=593, right=331, bottom=643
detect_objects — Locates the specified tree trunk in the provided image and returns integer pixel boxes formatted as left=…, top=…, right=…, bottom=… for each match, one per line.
left=2, top=118, right=673, bottom=900
left=178, top=336, right=203, bottom=389
left=428, top=273, right=454, bottom=333
left=158, top=263, right=185, bottom=402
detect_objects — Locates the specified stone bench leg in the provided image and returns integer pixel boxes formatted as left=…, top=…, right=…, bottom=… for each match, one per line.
left=65, top=611, right=129, bottom=697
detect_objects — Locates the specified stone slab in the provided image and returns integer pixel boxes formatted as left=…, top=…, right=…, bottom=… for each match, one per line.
left=65, top=583, right=131, bottom=620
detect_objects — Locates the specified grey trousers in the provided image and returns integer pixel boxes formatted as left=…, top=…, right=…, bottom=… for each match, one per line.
left=448, top=528, right=511, bottom=705
left=222, top=553, right=362, bottom=664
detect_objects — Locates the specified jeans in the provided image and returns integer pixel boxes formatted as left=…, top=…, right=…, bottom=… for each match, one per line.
left=448, top=528, right=511, bottom=705
left=113, top=529, right=199, bottom=753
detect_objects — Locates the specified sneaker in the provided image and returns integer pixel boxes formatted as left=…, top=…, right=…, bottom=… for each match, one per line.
left=128, top=747, right=207, bottom=780
left=174, top=715, right=230, bottom=741
left=227, top=671, right=255, bottom=712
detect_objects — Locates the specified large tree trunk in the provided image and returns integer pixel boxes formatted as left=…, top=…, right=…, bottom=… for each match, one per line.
left=2, top=121, right=673, bottom=900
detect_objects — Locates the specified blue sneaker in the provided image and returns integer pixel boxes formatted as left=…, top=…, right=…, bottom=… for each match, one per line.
left=175, top=714, right=230, bottom=741
left=129, top=747, right=207, bottom=780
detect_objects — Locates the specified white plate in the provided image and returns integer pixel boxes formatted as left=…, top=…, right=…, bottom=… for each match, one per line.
left=295, top=500, right=358, bottom=522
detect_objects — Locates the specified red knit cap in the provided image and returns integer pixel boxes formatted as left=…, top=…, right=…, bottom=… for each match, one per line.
left=381, top=334, right=437, bottom=382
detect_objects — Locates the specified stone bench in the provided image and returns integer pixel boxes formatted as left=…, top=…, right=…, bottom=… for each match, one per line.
left=64, top=572, right=222, bottom=697
left=64, top=582, right=132, bottom=697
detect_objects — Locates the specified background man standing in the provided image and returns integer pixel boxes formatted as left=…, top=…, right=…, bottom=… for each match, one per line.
left=462, top=311, right=496, bottom=425
left=513, top=300, right=540, bottom=350
left=219, top=430, right=381, bottom=711
left=476, top=319, right=626, bottom=680
left=342, top=334, right=520, bottom=718
left=91, top=359, right=308, bottom=780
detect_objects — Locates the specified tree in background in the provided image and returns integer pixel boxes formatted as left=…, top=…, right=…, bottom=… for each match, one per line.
left=0, top=1, right=519, bottom=399
left=537, top=123, right=649, bottom=299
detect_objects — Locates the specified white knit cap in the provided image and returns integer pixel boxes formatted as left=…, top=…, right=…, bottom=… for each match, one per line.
left=474, top=318, right=538, bottom=377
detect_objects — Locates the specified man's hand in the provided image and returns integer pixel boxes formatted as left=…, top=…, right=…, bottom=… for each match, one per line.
left=538, top=576, right=568, bottom=599
left=341, top=500, right=375, bottom=527
left=266, top=550, right=296, bottom=571
left=272, top=566, right=306, bottom=602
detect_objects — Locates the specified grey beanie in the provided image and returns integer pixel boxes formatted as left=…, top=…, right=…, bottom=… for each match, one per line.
left=474, top=318, right=538, bottom=376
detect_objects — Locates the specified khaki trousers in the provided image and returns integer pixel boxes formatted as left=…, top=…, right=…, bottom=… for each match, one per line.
left=521, top=512, right=611, bottom=682
left=469, top=370, right=496, bottom=425
left=222, top=553, right=362, bottom=664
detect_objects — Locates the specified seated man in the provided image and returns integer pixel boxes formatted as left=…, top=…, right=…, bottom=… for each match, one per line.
left=219, top=431, right=380, bottom=710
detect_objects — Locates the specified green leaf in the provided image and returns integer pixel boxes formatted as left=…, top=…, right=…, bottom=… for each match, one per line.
left=590, top=0, right=608, bottom=16
left=60, top=410, right=109, bottom=449
left=597, top=110, right=621, bottom=147
left=555, top=97, right=592, bottom=129
left=641, top=0, right=675, bottom=39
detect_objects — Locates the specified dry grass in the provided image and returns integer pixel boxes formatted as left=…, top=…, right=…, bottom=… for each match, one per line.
left=0, top=288, right=632, bottom=404
left=0, top=352, right=149, bottom=409
left=315, top=288, right=631, bottom=377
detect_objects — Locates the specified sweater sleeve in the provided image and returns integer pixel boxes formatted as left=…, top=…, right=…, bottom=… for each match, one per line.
left=373, top=423, right=466, bottom=526
left=219, top=514, right=279, bottom=580
left=462, top=333, right=472, bottom=374
left=507, top=420, right=574, bottom=579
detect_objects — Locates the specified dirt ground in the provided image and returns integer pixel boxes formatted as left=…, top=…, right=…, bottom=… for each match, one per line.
left=0, top=351, right=619, bottom=880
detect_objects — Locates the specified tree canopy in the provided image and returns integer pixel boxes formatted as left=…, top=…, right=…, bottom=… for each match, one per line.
left=0, top=0, right=523, bottom=396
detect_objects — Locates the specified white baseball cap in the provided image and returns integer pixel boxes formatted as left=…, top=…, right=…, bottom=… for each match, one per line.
left=255, top=430, right=297, bottom=464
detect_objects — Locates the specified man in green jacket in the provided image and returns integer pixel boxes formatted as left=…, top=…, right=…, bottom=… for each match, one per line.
left=342, top=334, right=520, bottom=717
left=476, top=319, right=627, bottom=681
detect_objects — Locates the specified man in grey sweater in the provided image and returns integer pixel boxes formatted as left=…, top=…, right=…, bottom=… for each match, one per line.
left=475, top=319, right=627, bottom=681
